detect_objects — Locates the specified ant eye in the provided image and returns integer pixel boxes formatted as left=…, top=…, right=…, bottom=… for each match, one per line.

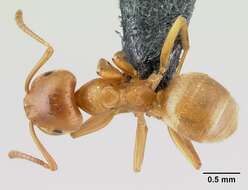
left=52, top=129, right=63, bottom=134
left=43, top=71, right=54, bottom=77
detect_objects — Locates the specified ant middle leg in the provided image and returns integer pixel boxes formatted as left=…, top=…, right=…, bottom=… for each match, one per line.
left=15, top=10, right=54, bottom=93
left=133, top=113, right=148, bottom=172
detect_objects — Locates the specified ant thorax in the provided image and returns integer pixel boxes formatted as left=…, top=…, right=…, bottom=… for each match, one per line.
left=119, top=79, right=156, bottom=113
left=75, top=78, right=156, bottom=115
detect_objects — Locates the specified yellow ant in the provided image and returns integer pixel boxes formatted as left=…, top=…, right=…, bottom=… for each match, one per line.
left=9, top=10, right=238, bottom=172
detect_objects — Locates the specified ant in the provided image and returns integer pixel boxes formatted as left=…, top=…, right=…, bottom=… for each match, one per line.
left=9, top=10, right=238, bottom=172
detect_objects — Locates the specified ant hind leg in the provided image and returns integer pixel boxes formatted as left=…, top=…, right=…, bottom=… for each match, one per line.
left=148, top=16, right=190, bottom=90
left=168, top=127, right=201, bottom=170
left=160, top=16, right=190, bottom=75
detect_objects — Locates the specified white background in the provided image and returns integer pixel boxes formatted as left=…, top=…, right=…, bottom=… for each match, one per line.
left=0, top=0, right=247, bottom=189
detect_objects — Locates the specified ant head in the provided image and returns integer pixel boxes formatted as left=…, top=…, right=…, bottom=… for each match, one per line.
left=24, top=70, right=83, bottom=135
left=75, top=79, right=120, bottom=115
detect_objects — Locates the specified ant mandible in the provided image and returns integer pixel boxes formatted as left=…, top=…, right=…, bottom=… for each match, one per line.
left=9, top=10, right=238, bottom=172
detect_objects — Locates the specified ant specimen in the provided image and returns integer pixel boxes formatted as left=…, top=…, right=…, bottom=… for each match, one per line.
left=9, top=10, right=238, bottom=172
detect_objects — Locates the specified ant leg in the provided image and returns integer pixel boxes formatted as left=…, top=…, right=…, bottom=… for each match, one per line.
left=71, top=110, right=116, bottom=138
left=112, top=51, right=138, bottom=78
left=133, top=113, right=148, bottom=172
left=168, top=127, right=201, bottom=170
left=160, top=16, right=189, bottom=75
left=15, top=10, right=54, bottom=93
left=8, top=121, right=57, bottom=171
left=148, top=16, right=189, bottom=90
left=97, top=58, right=124, bottom=80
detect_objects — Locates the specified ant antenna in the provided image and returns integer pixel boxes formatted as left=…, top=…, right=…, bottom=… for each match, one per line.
left=15, top=10, right=54, bottom=93
left=9, top=10, right=57, bottom=171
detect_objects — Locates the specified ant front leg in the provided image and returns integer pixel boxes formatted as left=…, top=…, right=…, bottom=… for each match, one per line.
left=168, top=127, right=201, bottom=170
left=71, top=110, right=116, bottom=138
left=133, top=113, right=148, bottom=172
left=148, top=16, right=190, bottom=90
left=97, top=58, right=124, bottom=80
left=112, top=51, right=138, bottom=78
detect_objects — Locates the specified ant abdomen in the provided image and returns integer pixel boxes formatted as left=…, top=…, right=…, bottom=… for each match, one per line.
left=158, top=73, right=238, bottom=142
left=24, top=70, right=82, bottom=135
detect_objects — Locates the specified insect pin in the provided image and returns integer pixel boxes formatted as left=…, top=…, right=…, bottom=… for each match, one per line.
left=9, top=10, right=238, bottom=172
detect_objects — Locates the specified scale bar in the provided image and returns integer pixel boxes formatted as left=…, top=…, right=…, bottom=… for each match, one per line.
left=203, top=172, right=240, bottom=175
